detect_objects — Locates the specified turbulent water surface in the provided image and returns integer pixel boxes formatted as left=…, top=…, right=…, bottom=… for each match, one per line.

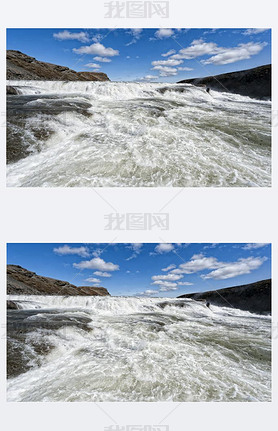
left=7, top=295, right=271, bottom=402
left=7, top=81, right=271, bottom=187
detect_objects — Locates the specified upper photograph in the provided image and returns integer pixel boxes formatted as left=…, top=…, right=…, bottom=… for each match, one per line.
left=6, top=28, right=271, bottom=187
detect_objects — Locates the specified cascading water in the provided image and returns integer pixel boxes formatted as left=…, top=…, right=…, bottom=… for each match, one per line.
left=6, top=81, right=271, bottom=187
left=7, top=295, right=271, bottom=402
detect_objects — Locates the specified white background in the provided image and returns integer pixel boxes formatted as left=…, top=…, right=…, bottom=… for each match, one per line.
left=0, top=0, right=277, bottom=429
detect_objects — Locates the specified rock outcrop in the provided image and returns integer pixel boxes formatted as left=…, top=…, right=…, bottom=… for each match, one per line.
left=7, top=50, right=110, bottom=81
left=7, top=300, right=19, bottom=310
left=178, top=279, right=271, bottom=314
left=177, top=65, right=271, bottom=100
left=7, top=264, right=110, bottom=296
left=7, top=85, right=20, bottom=95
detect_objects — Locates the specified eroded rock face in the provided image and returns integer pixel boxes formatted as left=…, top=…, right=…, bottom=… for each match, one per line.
left=177, top=65, right=271, bottom=100
left=7, top=264, right=110, bottom=296
left=178, top=279, right=271, bottom=314
left=7, top=86, right=20, bottom=95
left=7, top=50, right=110, bottom=81
left=7, top=300, right=19, bottom=310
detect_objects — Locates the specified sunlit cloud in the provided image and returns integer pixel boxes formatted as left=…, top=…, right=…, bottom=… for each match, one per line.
left=74, top=257, right=119, bottom=271
left=53, top=30, right=89, bottom=43
left=54, top=245, right=90, bottom=257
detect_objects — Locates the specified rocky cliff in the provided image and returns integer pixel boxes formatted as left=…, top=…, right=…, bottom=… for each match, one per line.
left=177, top=65, right=271, bottom=100
left=178, top=279, right=271, bottom=314
left=7, top=50, right=110, bottom=81
left=7, top=265, right=110, bottom=296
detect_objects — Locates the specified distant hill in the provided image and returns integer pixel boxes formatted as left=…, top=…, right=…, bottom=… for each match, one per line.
left=6, top=50, right=110, bottom=81
left=178, top=279, right=271, bottom=314
left=7, top=264, right=110, bottom=296
left=177, top=65, right=271, bottom=100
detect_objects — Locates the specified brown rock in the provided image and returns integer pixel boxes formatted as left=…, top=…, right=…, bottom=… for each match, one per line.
left=7, top=50, right=110, bottom=82
left=7, top=300, right=19, bottom=309
left=7, top=264, right=110, bottom=296
left=7, top=85, right=20, bottom=95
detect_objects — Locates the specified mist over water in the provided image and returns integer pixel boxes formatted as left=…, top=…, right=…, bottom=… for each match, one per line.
left=7, top=81, right=271, bottom=187
left=7, top=295, right=271, bottom=402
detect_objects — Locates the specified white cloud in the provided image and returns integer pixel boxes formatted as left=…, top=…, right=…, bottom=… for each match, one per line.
left=170, top=269, right=184, bottom=274
left=161, top=49, right=176, bottom=57
left=92, top=248, right=103, bottom=258
left=126, top=28, right=143, bottom=46
left=159, top=285, right=179, bottom=292
left=85, top=63, right=101, bottom=69
left=152, top=65, right=178, bottom=77
left=150, top=266, right=194, bottom=292
left=151, top=272, right=184, bottom=291
left=154, top=243, right=175, bottom=253
left=54, top=245, right=90, bottom=257
left=130, top=243, right=143, bottom=252
left=93, top=271, right=111, bottom=277
left=93, top=56, right=111, bottom=63
left=140, top=75, right=158, bottom=81
left=203, top=29, right=217, bottom=35
left=73, top=43, right=119, bottom=57
left=152, top=59, right=183, bottom=67
left=177, top=281, right=193, bottom=286
left=162, top=264, right=176, bottom=272
left=73, top=257, right=119, bottom=271
left=53, top=30, right=89, bottom=43
left=170, top=253, right=267, bottom=281
left=203, top=243, right=218, bottom=250
left=126, top=56, right=131, bottom=59
left=152, top=280, right=177, bottom=290
left=202, top=42, right=267, bottom=65
left=171, top=39, right=220, bottom=60
left=243, top=29, right=269, bottom=35
left=154, top=29, right=174, bottom=39
left=126, top=243, right=143, bottom=260
left=177, top=67, right=193, bottom=71
left=202, top=257, right=267, bottom=280
left=152, top=273, right=183, bottom=281
left=176, top=29, right=190, bottom=34
left=173, top=254, right=220, bottom=274
left=130, top=28, right=143, bottom=36
left=139, top=289, right=158, bottom=296
left=170, top=39, right=267, bottom=66
left=85, top=277, right=101, bottom=283
left=92, top=34, right=103, bottom=43
left=151, top=60, right=180, bottom=76
left=242, top=243, right=268, bottom=250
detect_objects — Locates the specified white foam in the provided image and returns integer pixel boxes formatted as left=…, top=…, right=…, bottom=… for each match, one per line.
left=7, top=81, right=271, bottom=187
left=7, top=295, right=271, bottom=402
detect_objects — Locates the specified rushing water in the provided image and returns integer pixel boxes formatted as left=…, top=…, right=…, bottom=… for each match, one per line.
left=6, top=81, right=271, bottom=187
left=7, top=295, right=271, bottom=402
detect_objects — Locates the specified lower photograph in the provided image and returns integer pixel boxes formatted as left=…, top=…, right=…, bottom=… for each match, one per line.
left=6, top=243, right=271, bottom=402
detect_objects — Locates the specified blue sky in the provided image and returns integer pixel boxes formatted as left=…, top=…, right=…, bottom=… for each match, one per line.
left=7, top=28, right=271, bottom=82
left=7, top=243, right=271, bottom=297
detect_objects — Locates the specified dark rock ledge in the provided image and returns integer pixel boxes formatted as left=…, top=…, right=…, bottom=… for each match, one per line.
left=177, top=279, right=271, bottom=314
left=177, top=65, right=271, bottom=100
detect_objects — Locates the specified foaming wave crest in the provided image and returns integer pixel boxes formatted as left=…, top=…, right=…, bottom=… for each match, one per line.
left=7, top=81, right=271, bottom=187
left=7, top=295, right=271, bottom=402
